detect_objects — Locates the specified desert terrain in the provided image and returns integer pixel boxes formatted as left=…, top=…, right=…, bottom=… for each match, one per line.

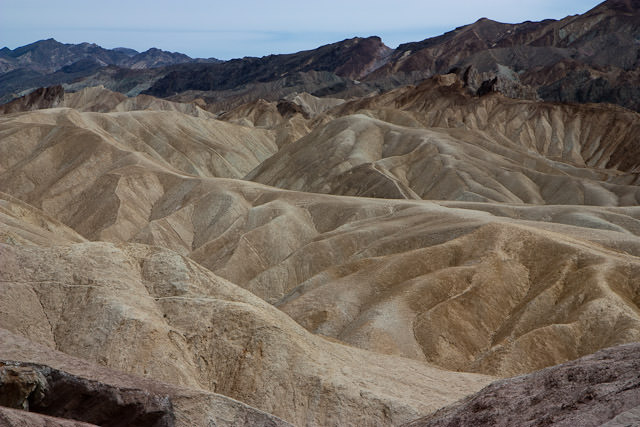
left=1, top=1, right=640, bottom=425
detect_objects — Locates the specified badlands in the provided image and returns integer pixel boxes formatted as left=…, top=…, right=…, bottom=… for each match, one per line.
left=1, top=1, right=640, bottom=425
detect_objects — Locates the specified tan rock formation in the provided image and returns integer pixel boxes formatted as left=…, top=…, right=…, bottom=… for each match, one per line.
left=0, top=241, right=492, bottom=425
left=249, top=75, right=640, bottom=204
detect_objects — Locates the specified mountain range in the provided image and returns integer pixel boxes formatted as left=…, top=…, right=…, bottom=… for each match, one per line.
left=1, top=0, right=640, bottom=426
left=0, top=39, right=220, bottom=103
left=2, top=0, right=639, bottom=111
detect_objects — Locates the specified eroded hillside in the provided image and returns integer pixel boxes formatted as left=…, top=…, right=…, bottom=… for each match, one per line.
left=1, top=3, right=640, bottom=424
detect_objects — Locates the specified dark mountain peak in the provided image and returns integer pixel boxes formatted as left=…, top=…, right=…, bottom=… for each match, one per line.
left=124, top=48, right=193, bottom=69
left=32, top=38, right=60, bottom=45
left=33, top=38, right=63, bottom=46
left=136, top=47, right=189, bottom=58
left=335, top=35, right=384, bottom=47
left=596, top=0, right=640, bottom=13
left=143, top=35, right=391, bottom=97
left=11, top=38, right=65, bottom=55
left=112, top=47, right=139, bottom=57
left=295, top=35, right=388, bottom=60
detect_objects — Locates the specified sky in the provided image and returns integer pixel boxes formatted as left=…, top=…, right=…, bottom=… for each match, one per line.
left=1, top=1, right=604, bottom=60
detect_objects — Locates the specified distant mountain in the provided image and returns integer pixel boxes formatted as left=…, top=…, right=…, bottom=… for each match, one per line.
left=143, top=36, right=391, bottom=97
left=142, top=0, right=640, bottom=112
left=0, top=39, right=129, bottom=74
left=0, top=39, right=221, bottom=102
left=0, top=38, right=220, bottom=74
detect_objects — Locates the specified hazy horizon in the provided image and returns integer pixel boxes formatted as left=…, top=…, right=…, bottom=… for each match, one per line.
left=2, top=1, right=603, bottom=60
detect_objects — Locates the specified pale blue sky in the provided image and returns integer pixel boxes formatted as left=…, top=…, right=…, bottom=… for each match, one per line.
left=1, top=1, right=603, bottom=59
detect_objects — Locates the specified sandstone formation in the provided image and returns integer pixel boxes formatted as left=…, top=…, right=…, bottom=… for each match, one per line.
left=1, top=75, right=640, bottom=424
left=1, top=95, right=639, bottom=384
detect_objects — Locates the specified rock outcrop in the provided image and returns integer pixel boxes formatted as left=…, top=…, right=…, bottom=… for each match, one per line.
left=0, top=330, right=291, bottom=427
left=404, top=343, right=640, bottom=427
left=0, top=85, right=64, bottom=114
left=368, top=0, right=640, bottom=111
left=0, top=361, right=174, bottom=426
left=0, top=407, right=96, bottom=427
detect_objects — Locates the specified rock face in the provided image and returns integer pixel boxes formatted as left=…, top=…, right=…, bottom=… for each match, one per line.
left=0, top=85, right=64, bottom=114
left=404, top=343, right=640, bottom=427
left=0, top=407, right=97, bottom=427
left=0, top=362, right=174, bottom=426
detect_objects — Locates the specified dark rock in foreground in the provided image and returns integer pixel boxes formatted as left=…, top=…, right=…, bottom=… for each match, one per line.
left=0, top=361, right=175, bottom=426
left=0, top=406, right=96, bottom=426
left=404, top=343, right=640, bottom=427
